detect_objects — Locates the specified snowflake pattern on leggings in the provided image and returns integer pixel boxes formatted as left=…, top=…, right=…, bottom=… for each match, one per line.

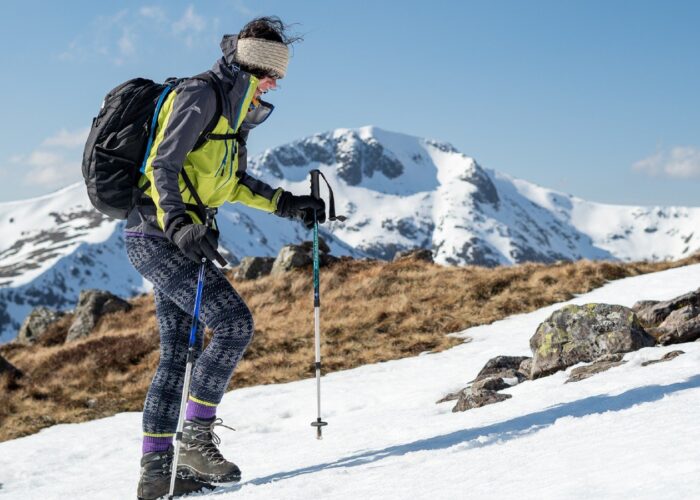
left=125, top=234, right=254, bottom=435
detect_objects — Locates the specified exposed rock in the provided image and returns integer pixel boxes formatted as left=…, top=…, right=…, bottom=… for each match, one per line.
left=17, top=306, right=65, bottom=344
left=472, top=376, right=514, bottom=392
left=271, top=238, right=336, bottom=275
left=565, top=353, right=626, bottom=383
left=460, top=161, right=500, bottom=209
left=634, top=289, right=700, bottom=326
left=65, top=289, right=132, bottom=342
left=641, top=350, right=685, bottom=367
left=393, top=248, right=434, bottom=263
left=474, top=355, right=531, bottom=382
left=530, top=303, right=655, bottom=379
left=650, top=305, right=700, bottom=345
left=631, top=300, right=659, bottom=313
left=437, top=355, right=530, bottom=410
left=271, top=245, right=313, bottom=275
left=519, top=358, right=533, bottom=378
left=436, top=388, right=467, bottom=404
left=299, top=237, right=331, bottom=255
left=234, top=256, right=275, bottom=280
left=452, top=390, right=512, bottom=412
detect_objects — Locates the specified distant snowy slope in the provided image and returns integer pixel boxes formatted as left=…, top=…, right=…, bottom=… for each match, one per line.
left=0, top=183, right=356, bottom=343
left=1, top=264, right=699, bottom=499
left=0, top=185, right=142, bottom=343
left=2, top=126, right=700, bottom=342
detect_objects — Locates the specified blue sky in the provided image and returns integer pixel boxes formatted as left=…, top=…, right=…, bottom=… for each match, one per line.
left=0, top=0, right=698, bottom=206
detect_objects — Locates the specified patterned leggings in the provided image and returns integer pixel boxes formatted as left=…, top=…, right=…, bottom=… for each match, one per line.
left=125, top=234, right=254, bottom=435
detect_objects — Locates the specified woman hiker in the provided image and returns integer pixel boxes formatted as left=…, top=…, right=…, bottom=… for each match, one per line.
left=124, top=17, right=325, bottom=499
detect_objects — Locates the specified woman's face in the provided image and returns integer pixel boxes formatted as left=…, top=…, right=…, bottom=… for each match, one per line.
left=255, top=76, right=277, bottom=99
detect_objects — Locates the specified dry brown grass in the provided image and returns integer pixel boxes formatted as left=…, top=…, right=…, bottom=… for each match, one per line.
left=2, top=254, right=699, bottom=442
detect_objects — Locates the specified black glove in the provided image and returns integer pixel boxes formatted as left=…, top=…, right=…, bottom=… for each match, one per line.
left=169, top=222, right=225, bottom=265
left=275, top=191, right=326, bottom=229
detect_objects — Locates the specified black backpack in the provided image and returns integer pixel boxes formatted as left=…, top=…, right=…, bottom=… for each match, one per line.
left=81, top=72, right=222, bottom=219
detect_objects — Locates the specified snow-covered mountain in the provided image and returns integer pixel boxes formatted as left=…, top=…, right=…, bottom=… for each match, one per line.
left=1, top=263, right=699, bottom=499
left=250, top=126, right=700, bottom=265
left=1, top=125, right=700, bottom=342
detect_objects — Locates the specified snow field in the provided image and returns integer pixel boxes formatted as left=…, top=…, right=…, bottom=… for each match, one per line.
left=1, top=265, right=699, bottom=499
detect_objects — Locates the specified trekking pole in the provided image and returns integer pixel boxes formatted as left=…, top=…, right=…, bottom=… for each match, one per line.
left=309, top=170, right=328, bottom=440
left=168, top=209, right=216, bottom=499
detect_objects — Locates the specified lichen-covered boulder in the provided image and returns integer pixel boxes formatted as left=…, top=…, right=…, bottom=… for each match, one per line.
left=234, top=256, right=275, bottom=280
left=530, top=303, right=655, bottom=379
left=65, top=289, right=132, bottom=342
left=17, top=306, right=65, bottom=344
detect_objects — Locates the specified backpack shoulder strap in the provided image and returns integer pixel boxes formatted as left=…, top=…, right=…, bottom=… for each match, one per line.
left=190, top=71, right=223, bottom=151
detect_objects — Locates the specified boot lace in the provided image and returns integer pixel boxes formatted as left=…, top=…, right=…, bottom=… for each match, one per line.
left=188, top=418, right=236, bottom=465
left=144, top=451, right=190, bottom=479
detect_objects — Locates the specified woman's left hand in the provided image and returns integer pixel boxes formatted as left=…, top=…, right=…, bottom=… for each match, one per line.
left=276, top=192, right=326, bottom=228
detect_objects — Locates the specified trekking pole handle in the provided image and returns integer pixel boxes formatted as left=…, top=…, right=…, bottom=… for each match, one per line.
left=310, top=169, right=321, bottom=201
left=205, top=207, right=228, bottom=268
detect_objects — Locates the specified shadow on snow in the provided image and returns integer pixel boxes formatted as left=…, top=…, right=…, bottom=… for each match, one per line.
left=217, top=374, right=700, bottom=491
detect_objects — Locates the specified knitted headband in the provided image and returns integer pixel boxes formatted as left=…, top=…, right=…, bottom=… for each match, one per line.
left=234, top=38, right=289, bottom=79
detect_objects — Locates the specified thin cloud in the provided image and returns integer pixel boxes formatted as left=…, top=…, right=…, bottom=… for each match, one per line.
left=22, top=150, right=80, bottom=188
left=231, top=0, right=254, bottom=16
left=55, top=6, right=214, bottom=66
left=11, top=128, right=88, bottom=189
left=118, top=28, right=136, bottom=56
left=41, top=128, right=90, bottom=149
left=139, top=6, right=167, bottom=24
left=173, top=5, right=206, bottom=35
left=633, top=146, right=700, bottom=179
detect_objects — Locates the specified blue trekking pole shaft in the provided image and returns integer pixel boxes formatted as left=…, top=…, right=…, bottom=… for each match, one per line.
left=168, top=213, right=211, bottom=498
left=309, top=170, right=328, bottom=440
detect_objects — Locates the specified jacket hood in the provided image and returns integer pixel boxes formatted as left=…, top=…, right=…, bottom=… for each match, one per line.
left=220, top=34, right=239, bottom=65
left=210, top=56, right=275, bottom=130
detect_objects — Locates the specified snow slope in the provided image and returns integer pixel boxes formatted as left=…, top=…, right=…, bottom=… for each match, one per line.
left=1, top=264, right=699, bottom=499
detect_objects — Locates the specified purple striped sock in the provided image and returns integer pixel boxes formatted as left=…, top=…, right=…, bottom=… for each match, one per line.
left=186, top=397, right=217, bottom=420
left=142, top=435, right=172, bottom=455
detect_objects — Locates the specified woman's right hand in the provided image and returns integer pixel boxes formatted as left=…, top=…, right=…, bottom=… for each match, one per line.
left=171, top=223, right=226, bottom=265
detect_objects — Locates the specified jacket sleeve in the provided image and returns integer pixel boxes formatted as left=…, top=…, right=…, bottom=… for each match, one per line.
left=147, top=80, right=218, bottom=235
left=229, top=128, right=284, bottom=212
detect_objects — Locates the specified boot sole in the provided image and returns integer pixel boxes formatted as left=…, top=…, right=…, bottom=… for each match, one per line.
left=137, top=485, right=213, bottom=500
left=177, top=465, right=241, bottom=486
left=137, top=477, right=214, bottom=500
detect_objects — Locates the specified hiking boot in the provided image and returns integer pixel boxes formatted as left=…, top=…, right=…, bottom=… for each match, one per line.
left=177, top=417, right=242, bottom=484
left=137, top=445, right=213, bottom=499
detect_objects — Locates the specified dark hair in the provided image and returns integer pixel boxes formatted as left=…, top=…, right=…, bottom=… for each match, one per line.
left=238, top=16, right=302, bottom=78
left=239, top=16, right=302, bottom=45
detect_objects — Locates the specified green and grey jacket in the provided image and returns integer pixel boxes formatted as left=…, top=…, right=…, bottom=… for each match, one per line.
left=126, top=53, right=283, bottom=238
